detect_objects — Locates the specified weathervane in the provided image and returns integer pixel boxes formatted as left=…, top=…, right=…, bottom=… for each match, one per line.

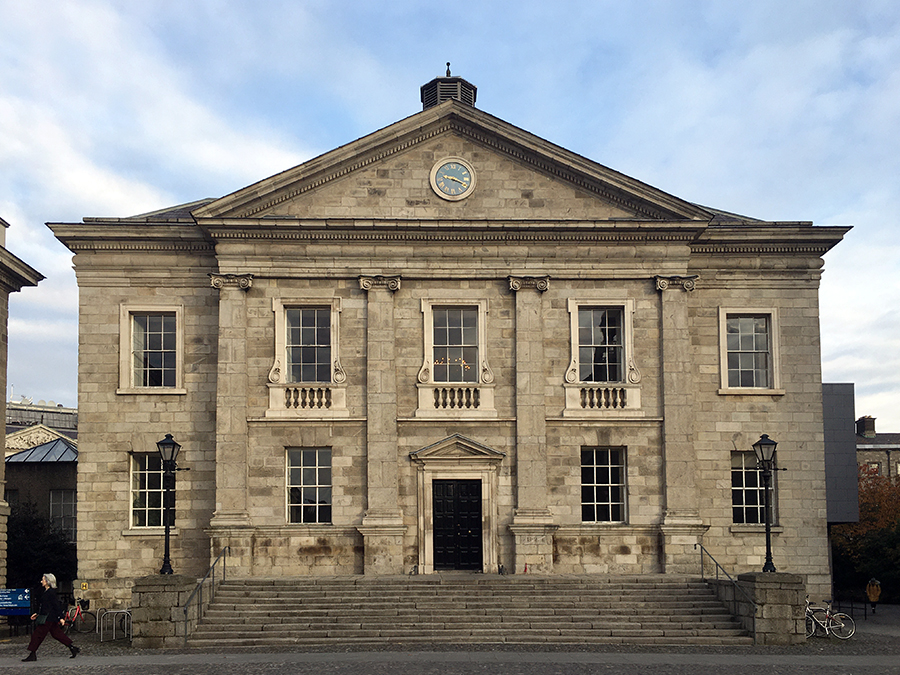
left=446, top=62, right=451, bottom=77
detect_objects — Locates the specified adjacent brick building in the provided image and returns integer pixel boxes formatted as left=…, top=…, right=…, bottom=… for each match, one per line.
left=49, top=74, right=848, bottom=604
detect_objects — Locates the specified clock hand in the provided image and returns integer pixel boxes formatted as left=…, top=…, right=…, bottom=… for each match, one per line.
left=441, top=174, right=468, bottom=186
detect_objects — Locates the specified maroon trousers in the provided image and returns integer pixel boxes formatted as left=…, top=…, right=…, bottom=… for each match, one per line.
left=27, top=621, right=72, bottom=652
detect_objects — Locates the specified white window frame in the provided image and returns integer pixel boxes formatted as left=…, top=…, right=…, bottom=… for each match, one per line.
left=286, top=447, right=333, bottom=524
left=118, top=304, right=185, bottom=394
left=416, top=298, right=495, bottom=418
left=130, top=453, right=165, bottom=529
left=564, top=298, right=641, bottom=416
left=730, top=451, right=780, bottom=531
left=267, top=298, right=347, bottom=418
left=718, top=308, right=784, bottom=395
left=580, top=446, right=628, bottom=524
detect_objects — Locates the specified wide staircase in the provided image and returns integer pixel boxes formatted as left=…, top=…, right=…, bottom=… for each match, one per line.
left=187, top=574, right=752, bottom=647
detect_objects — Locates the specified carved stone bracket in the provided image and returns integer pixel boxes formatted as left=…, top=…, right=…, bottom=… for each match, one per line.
left=209, top=273, right=254, bottom=291
left=508, top=275, right=550, bottom=293
left=655, top=275, right=698, bottom=292
left=358, top=275, right=401, bottom=292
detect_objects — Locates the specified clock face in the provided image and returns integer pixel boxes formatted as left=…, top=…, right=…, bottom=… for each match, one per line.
left=430, top=157, right=475, bottom=200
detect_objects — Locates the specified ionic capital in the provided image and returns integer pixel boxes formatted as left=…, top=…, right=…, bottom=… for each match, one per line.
left=358, top=275, right=401, bottom=292
left=655, top=275, right=698, bottom=292
left=508, top=275, right=550, bottom=293
left=210, top=273, right=254, bottom=291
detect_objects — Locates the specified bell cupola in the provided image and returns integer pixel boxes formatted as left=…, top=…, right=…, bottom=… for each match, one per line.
left=420, top=63, right=477, bottom=110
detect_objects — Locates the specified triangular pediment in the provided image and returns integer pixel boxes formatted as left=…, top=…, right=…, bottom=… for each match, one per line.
left=410, top=434, right=505, bottom=463
left=192, top=100, right=711, bottom=224
left=5, top=425, right=76, bottom=455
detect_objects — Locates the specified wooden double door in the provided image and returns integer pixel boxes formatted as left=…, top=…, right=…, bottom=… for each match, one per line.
left=432, top=479, right=483, bottom=571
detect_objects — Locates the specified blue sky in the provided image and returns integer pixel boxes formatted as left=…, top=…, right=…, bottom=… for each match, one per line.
left=2, top=1, right=899, bottom=429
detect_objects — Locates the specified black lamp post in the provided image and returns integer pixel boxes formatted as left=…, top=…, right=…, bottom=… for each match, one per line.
left=156, top=433, right=181, bottom=575
left=752, top=433, right=778, bottom=573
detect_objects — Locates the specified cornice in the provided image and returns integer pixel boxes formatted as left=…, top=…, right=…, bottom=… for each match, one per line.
left=691, top=243, right=839, bottom=256
left=202, top=222, right=703, bottom=245
left=0, top=248, right=44, bottom=292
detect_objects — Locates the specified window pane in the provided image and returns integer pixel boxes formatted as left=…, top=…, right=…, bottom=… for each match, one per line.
left=731, top=452, right=773, bottom=525
left=726, top=314, right=771, bottom=388
left=132, top=312, right=177, bottom=388
left=287, top=447, right=332, bottom=524
left=132, top=454, right=168, bottom=528
left=580, top=446, right=627, bottom=523
left=286, top=306, right=331, bottom=383
left=577, top=307, right=624, bottom=383
left=432, top=306, right=478, bottom=383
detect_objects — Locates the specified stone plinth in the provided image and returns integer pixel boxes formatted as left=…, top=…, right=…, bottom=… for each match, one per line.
left=131, top=574, right=197, bottom=648
left=711, top=571, right=805, bottom=645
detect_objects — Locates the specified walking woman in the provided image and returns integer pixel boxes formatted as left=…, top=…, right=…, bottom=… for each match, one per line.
left=21, top=574, right=80, bottom=662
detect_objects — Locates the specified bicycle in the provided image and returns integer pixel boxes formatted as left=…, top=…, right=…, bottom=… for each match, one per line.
left=805, top=596, right=856, bottom=639
left=63, top=599, right=97, bottom=633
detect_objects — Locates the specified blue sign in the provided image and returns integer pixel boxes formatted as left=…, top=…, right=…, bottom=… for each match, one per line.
left=0, top=588, right=31, bottom=615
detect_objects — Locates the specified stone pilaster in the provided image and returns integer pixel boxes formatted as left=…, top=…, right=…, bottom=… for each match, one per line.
left=357, top=275, right=405, bottom=574
left=208, top=273, right=253, bottom=530
left=509, top=276, right=556, bottom=573
left=656, top=275, right=706, bottom=572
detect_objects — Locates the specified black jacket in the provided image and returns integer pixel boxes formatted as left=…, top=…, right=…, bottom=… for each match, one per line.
left=38, top=587, right=64, bottom=623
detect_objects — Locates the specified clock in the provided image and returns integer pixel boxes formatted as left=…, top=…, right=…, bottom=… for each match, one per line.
left=430, top=157, right=476, bottom=201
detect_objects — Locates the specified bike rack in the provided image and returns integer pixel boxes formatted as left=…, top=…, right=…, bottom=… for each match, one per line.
left=99, top=608, right=132, bottom=642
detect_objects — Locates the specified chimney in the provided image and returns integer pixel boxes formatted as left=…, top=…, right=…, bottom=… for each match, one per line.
left=420, top=63, right=477, bottom=110
left=856, top=416, right=876, bottom=438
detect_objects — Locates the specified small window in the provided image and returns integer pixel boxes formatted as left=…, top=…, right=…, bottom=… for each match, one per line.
left=131, top=454, right=164, bottom=527
left=287, top=448, right=332, bottom=524
left=726, top=316, right=770, bottom=388
left=731, top=452, right=777, bottom=524
left=50, top=489, right=76, bottom=541
left=719, top=309, right=781, bottom=393
left=286, top=306, right=331, bottom=383
left=119, top=305, right=185, bottom=393
left=432, top=306, right=478, bottom=383
left=133, top=313, right=177, bottom=387
left=580, top=447, right=627, bottom=523
left=578, top=307, right=624, bottom=382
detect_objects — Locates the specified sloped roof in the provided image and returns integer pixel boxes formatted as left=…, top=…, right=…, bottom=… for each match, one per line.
left=857, top=433, right=900, bottom=447
left=5, top=438, right=77, bottom=463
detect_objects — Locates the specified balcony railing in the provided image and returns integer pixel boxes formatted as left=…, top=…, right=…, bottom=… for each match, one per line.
left=563, top=383, right=641, bottom=416
left=266, top=383, right=348, bottom=418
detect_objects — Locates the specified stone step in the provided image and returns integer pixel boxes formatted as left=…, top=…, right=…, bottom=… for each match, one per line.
left=188, top=575, right=751, bottom=647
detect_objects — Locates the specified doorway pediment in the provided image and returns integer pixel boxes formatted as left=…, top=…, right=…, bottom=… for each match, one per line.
left=410, top=434, right=505, bottom=465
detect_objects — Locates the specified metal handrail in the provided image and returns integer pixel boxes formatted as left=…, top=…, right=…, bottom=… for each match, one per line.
left=695, top=543, right=758, bottom=642
left=181, top=546, right=230, bottom=646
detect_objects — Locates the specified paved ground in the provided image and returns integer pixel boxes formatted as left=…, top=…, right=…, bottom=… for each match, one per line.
left=0, top=604, right=896, bottom=673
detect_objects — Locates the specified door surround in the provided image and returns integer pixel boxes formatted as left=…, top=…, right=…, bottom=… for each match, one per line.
left=409, top=434, right=505, bottom=574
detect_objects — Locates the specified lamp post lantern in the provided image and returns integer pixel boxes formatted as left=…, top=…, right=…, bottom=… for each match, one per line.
left=156, top=433, right=181, bottom=575
left=752, top=434, right=778, bottom=573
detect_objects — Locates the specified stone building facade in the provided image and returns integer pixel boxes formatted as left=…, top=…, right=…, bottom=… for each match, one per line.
left=50, top=75, right=848, bottom=604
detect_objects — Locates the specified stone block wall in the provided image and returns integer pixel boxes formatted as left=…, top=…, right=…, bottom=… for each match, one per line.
left=709, top=572, right=806, bottom=645
left=131, top=574, right=199, bottom=648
